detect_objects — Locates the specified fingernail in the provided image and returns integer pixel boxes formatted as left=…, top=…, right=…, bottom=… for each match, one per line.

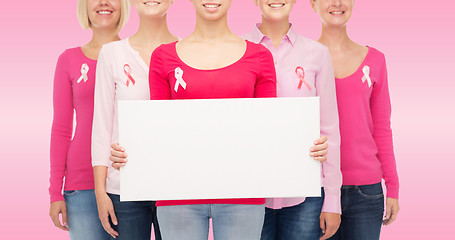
left=121, top=148, right=125, bottom=151
left=310, top=147, right=314, bottom=151
left=114, top=221, right=118, bottom=225
left=314, top=141, right=318, bottom=144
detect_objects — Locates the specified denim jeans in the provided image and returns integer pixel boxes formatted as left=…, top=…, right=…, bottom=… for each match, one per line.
left=328, top=183, right=384, bottom=240
left=64, top=190, right=110, bottom=240
left=108, top=194, right=161, bottom=240
left=157, top=204, right=265, bottom=240
left=261, top=188, right=324, bottom=240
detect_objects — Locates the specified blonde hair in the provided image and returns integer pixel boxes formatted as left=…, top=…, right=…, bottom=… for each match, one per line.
left=77, top=0, right=130, bottom=33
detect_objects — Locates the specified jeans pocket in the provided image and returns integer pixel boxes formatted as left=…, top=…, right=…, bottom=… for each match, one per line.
left=63, top=190, right=79, bottom=196
left=356, top=184, right=384, bottom=199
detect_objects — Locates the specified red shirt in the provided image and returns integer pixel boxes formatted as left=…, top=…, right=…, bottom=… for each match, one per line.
left=149, top=41, right=277, bottom=206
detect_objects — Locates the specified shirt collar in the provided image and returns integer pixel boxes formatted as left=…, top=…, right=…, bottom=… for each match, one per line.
left=249, top=23, right=297, bottom=46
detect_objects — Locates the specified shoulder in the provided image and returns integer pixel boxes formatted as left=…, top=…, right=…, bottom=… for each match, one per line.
left=99, top=39, right=127, bottom=57
left=246, top=40, right=273, bottom=59
left=366, top=46, right=386, bottom=63
left=297, top=35, right=331, bottom=56
left=57, top=47, right=81, bottom=61
left=151, top=41, right=177, bottom=59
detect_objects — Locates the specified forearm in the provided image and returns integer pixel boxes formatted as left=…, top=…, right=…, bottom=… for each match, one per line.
left=94, top=166, right=108, bottom=196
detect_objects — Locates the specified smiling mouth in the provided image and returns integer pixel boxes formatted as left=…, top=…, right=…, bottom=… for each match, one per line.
left=97, top=10, right=113, bottom=15
left=144, top=1, right=160, bottom=6
left=268, top=3, right=285, bottom=8
left=203, top=3, right=221, bottom=8
left=329, top=11, right=345, bottom=15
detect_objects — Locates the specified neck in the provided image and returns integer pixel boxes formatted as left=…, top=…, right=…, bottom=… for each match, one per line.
left=192, top=15, right=233, bottom=41
left=87, top=28, right=120, bottom=48
left=130, top=15, right=173, bottom=47
left=318, top=24, right=353, bottom=52
left=259, top=18, right=290, bottom=48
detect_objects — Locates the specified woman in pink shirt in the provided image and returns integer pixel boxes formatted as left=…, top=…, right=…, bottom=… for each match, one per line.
left=49, top=0, right=129, bottom=239
left=311, top=0, right=400, bottom=239
left=244, top=1, right=342, bottom=240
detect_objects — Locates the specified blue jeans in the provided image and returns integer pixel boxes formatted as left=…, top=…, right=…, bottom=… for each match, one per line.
left=157, top=204, right=265, bottom=240
left=108, top=194, right=161, bottom=240
left=261, top=188, right=324, bottom=240
left=328, top=183, right=384, bottom=240
left=64, top=190, right=110, bottom=240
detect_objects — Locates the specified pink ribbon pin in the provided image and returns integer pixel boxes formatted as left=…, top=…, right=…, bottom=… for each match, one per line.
left=123, top=64, right=136, bottom=87
left=295, top=66, right=311, bottom=90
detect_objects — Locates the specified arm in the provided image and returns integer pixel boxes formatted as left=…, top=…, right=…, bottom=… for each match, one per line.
left=92, top=48, right=118, bottom=238
left=49, top=52, right=71, bottom=230
left=255, top=46, right=277, bottom=98
left=371, top=54, right=400, bottom=225
left=317, top=49, right=342, bottom=239
left=149, top=46, right=171, bottom=100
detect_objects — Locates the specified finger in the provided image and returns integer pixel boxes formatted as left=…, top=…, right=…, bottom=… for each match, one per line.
left=112, top=162, right=127, bottom=170
left=312, top=142, right=328, bottom=152
left=314, top=156, right=327, bottom=163
left=111, top=143, right=125, bottom=151
left=383, top=204, right=392, bottom=225
left=61, top=206, right=68, bottom=228
left=311, top=149, right=328, bottom=157
left=101, top=215, right=118, bottom=238
left=315, top=136, right=328, bottom=145
left=320, top=216, right=326, bottom=236
left=321, top=223, right=338, bottom=239
left=110, top=149, right=128, bottom=158
left=110, top=155, right=128, bottom=164
left=50, top=212, right=69, bottom=231
left=385, top=206, right=399, bottom=226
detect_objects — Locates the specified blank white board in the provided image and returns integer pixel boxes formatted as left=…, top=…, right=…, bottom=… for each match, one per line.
left=118, top=97, right=321, bottom=201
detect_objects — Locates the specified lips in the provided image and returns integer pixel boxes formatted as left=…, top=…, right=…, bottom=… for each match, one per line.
left=96, top=10, right=113, bottom=15
left=203, top=3, right=221, bottom=8
left=329, top=11, right=345, bottom=15
left=144, top=1, right=161, bottom=6
left=268, top=3, right=285, bottom=9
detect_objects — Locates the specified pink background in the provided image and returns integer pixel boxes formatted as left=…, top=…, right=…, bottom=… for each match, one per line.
left=1, top=0, right=454, bottom=239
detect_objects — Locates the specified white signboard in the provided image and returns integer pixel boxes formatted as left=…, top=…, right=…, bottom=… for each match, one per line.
left=118, top=97, right=321, bottom=201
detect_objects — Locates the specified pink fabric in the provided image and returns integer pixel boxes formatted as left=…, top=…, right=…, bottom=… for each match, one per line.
left=335, top=47, right=399, bottom=199
left=244, top=24, right=342, bottom=214
left=49, top=47, right=97, bottom=203
left=149, top=41, right=277, bottom=206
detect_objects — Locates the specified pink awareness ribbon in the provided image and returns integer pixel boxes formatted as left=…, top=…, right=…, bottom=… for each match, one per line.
left=295, top=66, right=312, bottom=90
left=77, top=63, right=89, bottom=83
left=123, top=64, right=136, bottom=87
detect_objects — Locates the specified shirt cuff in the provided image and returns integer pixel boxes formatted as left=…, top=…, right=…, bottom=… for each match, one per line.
left=386, top=183, right=399, bottom=199
left=321, top=194, right=341, bottom=214
left=50, top=193, right=65, bottom=203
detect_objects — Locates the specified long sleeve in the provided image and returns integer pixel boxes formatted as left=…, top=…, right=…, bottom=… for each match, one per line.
left=149, top=47, right=171, bottom=100
left=317, top=49, right=342, bottom=214
left=49, top=52, right=72, bottom=203
left=255, top=46, right=277, bottom=98
left=371, top=55, right=399, bottom=199
left=91, top=48, right=115, bottom=167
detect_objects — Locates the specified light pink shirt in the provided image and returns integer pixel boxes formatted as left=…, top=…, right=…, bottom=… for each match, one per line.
left=244, top=24, right=342, bottom=214
left=92, top=39, right=150, bottom=195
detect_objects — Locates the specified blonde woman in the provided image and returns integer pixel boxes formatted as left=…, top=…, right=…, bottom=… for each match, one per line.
left=49, top=0, right=129, bottom=239
left=91, top=0, right=178, bottom=239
